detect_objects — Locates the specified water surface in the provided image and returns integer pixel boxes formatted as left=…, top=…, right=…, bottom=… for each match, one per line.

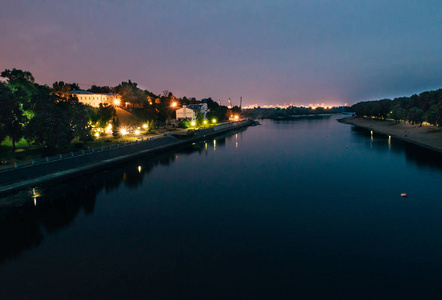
left=1, top=116, right=442, bottom=299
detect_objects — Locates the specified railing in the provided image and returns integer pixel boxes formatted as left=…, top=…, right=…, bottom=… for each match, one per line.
left=0, top=120, right=250, bottom=173
left=0, top=135, right=167, bottom=173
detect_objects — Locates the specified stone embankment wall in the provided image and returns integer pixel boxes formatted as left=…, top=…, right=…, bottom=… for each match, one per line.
left=0, top=120, right=250, bottom=193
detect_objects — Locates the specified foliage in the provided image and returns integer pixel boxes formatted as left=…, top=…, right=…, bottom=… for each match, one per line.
left=177, top=119, right=190, bottom=128
left=88, top=85, right=112, bottom=93
left=25, top=86, right=75, bottom=150
left=196, top=111, right=204, bottom=125
left=53, top=81, right=80, bottom=99
left=1, top=69, right=95, bottom=152
left=0, top=70, right=36, bottom=151
left=351, top=88, right=442, bottom=126
left=243, top=106, right=345, bottom=119
left=206, top=105, right=229, bottom=121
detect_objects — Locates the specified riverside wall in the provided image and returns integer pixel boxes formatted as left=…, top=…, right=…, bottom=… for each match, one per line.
left=0, top=120, right=251, bottom=195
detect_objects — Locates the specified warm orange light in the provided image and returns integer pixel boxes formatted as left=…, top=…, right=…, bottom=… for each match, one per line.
left=171, top=102, right=177, bottom=108
left=113, top=98, right=121, bottom=106
left=235, top=115, right=239, bottom=120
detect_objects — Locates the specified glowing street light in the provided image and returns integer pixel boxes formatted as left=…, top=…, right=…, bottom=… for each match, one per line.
left=212, top=118, right=216, bottom=124
left=142, top=124, right=148, bottom=130
left=171, top=101, right=177, bottom=108
left=203, top=120, right=208, bottom=125
left=135, top=129, right=140, bottom=135
left=191, top=121, right=196, bottom=127
left=121, top=128, right=128, bottom=135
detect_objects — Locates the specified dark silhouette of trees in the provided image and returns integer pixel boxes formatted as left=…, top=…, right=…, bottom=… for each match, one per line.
left=53, top=81, right=80, bottom=99
left=351, top=88, right=442, bottom=126
left=1, top=69, right=92, bottom=151
left=0, top=69, right=36, bottom=151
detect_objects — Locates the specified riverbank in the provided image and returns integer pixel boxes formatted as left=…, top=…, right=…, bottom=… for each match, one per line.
left=339, top=116, right=442, bottom=153
left=0, top=120, right=252, bottom=196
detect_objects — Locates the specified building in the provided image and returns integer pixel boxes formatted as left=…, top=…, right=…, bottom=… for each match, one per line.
left=176, top=105, right=196, bottom=120
left=175, top=103, right=208, bottom=121
left=70, top=90, right=119, bottom=107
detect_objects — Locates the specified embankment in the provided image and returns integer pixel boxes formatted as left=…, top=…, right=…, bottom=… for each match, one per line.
left=0, top=120, right=251, bottom=195
left=339, top=117, right=442, bottom=153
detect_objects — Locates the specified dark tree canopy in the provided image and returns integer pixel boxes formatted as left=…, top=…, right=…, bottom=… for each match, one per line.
left=351, top=88, right=442, bottom=126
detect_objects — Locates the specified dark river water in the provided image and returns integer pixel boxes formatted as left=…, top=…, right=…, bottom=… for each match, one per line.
left=1, top=115, right=442, bottom=299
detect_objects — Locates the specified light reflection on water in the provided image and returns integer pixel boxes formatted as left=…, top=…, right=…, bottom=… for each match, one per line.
left=0, top=116, right=442, bottom=299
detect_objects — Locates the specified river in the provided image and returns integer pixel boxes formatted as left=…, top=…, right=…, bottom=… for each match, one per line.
left=1, top=115, right=442, bottom=299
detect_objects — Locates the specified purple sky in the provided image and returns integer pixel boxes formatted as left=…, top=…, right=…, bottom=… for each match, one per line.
left=1, top=0, right=442, bottom=106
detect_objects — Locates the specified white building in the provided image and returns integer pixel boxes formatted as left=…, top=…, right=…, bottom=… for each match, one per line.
left=176, top=104, right=208, bottom=120
left=70, top=90, right=119, bottom=108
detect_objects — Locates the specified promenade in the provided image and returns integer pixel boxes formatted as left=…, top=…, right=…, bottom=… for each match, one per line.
left=0, top=120, right=251, bottom=195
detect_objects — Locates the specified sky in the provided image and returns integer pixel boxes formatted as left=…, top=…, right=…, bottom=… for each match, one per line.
left=1, top=0, right=442, bottom=106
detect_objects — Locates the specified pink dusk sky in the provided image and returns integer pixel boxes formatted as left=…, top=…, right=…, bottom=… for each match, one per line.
left=1, top=0, right=442, bottom=106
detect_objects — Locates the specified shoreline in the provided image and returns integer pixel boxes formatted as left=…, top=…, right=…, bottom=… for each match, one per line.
left=0, top=120, right=252, bottom=196
left=338, top=116, right=442, bottom=153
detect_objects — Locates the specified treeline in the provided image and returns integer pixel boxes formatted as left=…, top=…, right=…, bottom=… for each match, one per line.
left=352, top=89, right=442, bottom=126
left=243, top=106, right=348, bottom=119
left=0, top=69, right=96, bottom=152
left=0, top=68, right=237, bottom=152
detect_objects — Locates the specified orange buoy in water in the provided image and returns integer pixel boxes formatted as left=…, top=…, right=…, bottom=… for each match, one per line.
left=401, top=193, right=407, bottom=197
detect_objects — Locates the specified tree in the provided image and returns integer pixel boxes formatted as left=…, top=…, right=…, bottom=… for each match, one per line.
left=196, top=111, right=204, bottom=125
left=407, top=107, right=424, bottom=125
left=1, top=68, right=34, bottom=86
left=25, top=86, right=75, bottom=151
left=70, top=101, right=93, bottom=142
left=114, top=80, right=146, bottom=108
left=391, top=104, right=406, bottom=123
left=0, top=69, right=36, bottom=151
left=0, top=82, right=15, bottom=143
left=52, top=81, right=79, bottom=99
left=89, top=85, right=111, bottom=93
left=96, top=104, right=116, bottom=129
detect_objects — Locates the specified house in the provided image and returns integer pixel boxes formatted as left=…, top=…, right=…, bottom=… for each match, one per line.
left=176, top=103, right=208, bottom=121
left=70, top=90, right=119, bottom=107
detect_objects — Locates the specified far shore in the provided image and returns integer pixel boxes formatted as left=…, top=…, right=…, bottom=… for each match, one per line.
left=339, top=116, right=442, bottom=153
